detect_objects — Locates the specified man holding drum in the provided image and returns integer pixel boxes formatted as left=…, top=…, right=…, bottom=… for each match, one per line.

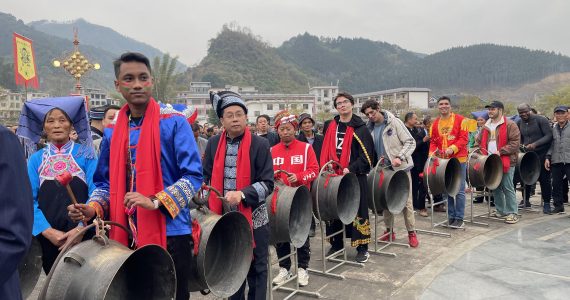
left=477, top=101, right=521, bottom=224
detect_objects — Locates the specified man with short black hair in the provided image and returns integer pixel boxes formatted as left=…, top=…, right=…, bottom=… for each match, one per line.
left=405, top=112, right=430, bottom=217
left=516, top=103, right=553, bottom=213
left=429, top=96, right=469, bottom=228
left=545, top=106, right=570, bottom=214
left=256, top=114, right=279, bottom=146
left=323, top=92, right=375, bottom=263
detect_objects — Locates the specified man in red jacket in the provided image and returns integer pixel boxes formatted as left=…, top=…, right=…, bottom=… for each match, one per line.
left=270, top=111, right=319, bottom=287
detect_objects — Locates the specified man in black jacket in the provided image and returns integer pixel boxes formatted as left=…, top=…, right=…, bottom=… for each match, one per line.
left=516, top=103, right=553, bottom=213
left=405, top=112, right=430, bottom=217
left=0, top=125, right=34, bottom=300
left=203, top=91, right=274, bottom=300
left=322, top=92, right=375, bottom=263
left=297, top=113, right=324, bottom=165
left=256, top=114, right=279, bottom=146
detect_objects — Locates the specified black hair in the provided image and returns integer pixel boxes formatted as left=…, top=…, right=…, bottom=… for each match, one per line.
left=360, top=99, right=380, bottom=114
left=191, top=123, right=200, bottom=132
left=404, top=112, right=416, bottom=123
left=113, top=52, right=152, bottom=79
left=423, top=115, right=432, bottom=126
left=437, top=96, right=451, bottom=104
left=333, top=92, right=355, bottom=108
left=257, top=114, right=270, bottom=124
left=104, top=105, right=121, bottom=116
left=206, top=127, right=214, bottom=133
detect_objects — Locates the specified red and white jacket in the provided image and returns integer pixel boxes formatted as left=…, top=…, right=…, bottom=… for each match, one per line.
left=271, top=139, right=319, bottom=189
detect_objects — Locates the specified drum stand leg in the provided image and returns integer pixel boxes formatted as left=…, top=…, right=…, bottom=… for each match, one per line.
left=269, top=245, right=321, bottom=300
left=416, top=195, right=451, bottom=238
left=464, top=187, right=489, bottom=227
left=307, top=221, right=364, bottom=280
left=370, top=213, right=409, bottom=257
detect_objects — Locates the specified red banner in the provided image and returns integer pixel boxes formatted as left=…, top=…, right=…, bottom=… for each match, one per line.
left=13, top=33, right=39, bottom=89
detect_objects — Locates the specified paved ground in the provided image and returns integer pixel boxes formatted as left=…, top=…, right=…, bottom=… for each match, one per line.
left=27, top=192, right=569, bottom=300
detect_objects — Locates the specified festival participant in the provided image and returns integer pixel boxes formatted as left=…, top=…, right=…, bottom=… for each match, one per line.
left=406, top=112, right=430, bottom=216
left=361, top=101, right=419, bottom=247
left=297, top=113, right=324, bottom=165
left=477, top=101, right=521, bottom=223
left=202, top=91, right=274, bottom=300
left=545, top=106, right=570, bottom=214
left=270, top=111, right=319, bottom=287
left=429, top=96, right=469, bottom=228
left=323, top=92, right=375, bottom=263
left=469, top=111, right=490, bottom=203
left=256, top=114, right=280, bottom=146
left=0, top=125, right=33, bottom=300
left=19, top=97, right=98, bottom=273
left=68, top=52, right=203, bottom=300
left=516, top=103, right=553, bottom=213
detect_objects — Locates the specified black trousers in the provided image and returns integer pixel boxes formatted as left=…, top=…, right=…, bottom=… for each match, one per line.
left=411, top=168, right=427, bottom=210
left=275, top=238, right=311, bottom=270
left=521, top=156, right=552, bottom=205
left=230, top=224, right=269, bottom=300
left=551, top=163, right=570, bottom=209
left=167, top=235, right=194, bottom=300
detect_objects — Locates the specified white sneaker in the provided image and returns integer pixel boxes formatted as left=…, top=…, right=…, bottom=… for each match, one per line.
left=297, top=268, right=309, bottom=287
left=272, top=267, right=291, bottom=285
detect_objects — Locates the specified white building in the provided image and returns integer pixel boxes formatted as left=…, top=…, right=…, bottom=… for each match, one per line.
left=243, top=93, right=316, bottom=122
left=309, top=86, right=338, bottom=114
left=84, top=87, right=121, bottom=107
left=27, top=92, right=50, bottom=100
left=354, top=87, right=431, bottom=117
left=0, top=90, right=24, bottom=124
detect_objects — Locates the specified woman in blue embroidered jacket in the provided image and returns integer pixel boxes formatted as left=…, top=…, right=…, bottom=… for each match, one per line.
left=19, top=97, right=98, bottom=274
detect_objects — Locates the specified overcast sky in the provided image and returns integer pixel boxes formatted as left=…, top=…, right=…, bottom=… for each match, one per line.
left=3, top=0, right=569, bottom=65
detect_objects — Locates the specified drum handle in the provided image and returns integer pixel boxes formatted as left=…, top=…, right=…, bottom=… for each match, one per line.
left=38, top=218, right=132, bottom=300
left=274, top=169, right=293, bottom=177
left=196, top=184, right=231, bottom=213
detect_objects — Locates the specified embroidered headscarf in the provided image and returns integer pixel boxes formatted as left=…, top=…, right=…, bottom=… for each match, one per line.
left=17, top=96, right=95, bottom=159
left=274, top=110, right=298, bottom=130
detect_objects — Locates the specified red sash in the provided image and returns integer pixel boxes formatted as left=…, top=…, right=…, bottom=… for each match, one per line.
left=320, top=119, right=354, bottom=174
left=109, top=99, right=166, bottom=248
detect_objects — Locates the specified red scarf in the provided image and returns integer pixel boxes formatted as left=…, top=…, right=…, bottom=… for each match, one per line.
left=480, top=116, right=510, bottom=173
left=109, top=99, right=167, bottom=248
left=208, top=129, right=253, bottom=229
left=320, top=119, right=354, bottom=174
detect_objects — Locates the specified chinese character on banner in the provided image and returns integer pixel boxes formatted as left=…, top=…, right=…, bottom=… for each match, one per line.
left=13, top=33, right=39, bottom=89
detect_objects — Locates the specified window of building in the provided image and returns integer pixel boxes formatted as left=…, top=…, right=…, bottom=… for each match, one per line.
left=303, top=104, right=309, bottom=110
left=279, top=104, right=285, bottom=110
left=324, top=90, right=329, bottom=98
left=267, top=104, right=273, bottom=110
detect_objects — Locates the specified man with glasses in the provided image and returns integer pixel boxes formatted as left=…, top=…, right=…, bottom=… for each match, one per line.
left=322, top=92, right=375, bottom=263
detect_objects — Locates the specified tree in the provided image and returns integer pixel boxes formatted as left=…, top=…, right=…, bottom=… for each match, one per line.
left=152, top=53, right=179, bottom=102
left=315, top=111, right=333, bottom=123
left=536, top=86, right=570, bottom=117
left=207, top=109, right=221, bottom=126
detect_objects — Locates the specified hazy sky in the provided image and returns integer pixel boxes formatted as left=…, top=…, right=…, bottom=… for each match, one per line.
left=3, top=0, right=569, bottom=65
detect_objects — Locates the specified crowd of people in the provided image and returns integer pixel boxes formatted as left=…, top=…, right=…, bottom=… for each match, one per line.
left=1, top=51, right=569, bottom=300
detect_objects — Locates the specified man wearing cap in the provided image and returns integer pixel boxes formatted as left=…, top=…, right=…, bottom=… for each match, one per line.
left=545, top=106, right=570, bottom=214
left=516, top=103, right=553, bottom=213
left=270, top=110, right=319, bottom=287
left=429, top=96, right=469, bottom=228
left=89, top=106, right=106, bottom=142
left=297, top=113, right=324, bottom=165
left=477, top=101, right=521, bottom=224
left=202, top=91, right=274, bottom=300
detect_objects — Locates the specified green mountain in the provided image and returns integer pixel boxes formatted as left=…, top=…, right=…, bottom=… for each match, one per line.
left=190, top=26, right=322, bottom=93
left=29, top=18, right=186, bottom=71
left=0, top=12, right=116, bottom=95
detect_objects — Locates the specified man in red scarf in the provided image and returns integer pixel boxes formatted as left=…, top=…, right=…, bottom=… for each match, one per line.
left=202, top=91, right=274, bottom=300
left=477, top=101, right=520, bottom=224
left=322, top=92, right=375, bottom=263
left=68, top=52, right=203, bottom=300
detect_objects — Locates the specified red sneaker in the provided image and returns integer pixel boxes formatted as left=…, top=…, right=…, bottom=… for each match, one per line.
left=378, top=230, right=396, bottom=242
left=408, top=232, right=419, bottom=248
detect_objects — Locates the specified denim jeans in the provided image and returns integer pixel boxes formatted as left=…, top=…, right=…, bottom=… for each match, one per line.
left=447, top=163, right=466, bottom=220
left=493, top=166, right=517, bottom=215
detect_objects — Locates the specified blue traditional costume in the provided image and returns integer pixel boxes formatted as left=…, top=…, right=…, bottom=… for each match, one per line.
left=87, top=99, right=202, bottom=300
left=17, top=96, right=98, bottom=273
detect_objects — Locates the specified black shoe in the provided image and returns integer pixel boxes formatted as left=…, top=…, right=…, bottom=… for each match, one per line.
left=490, top=201, right=495, bottom=207
left=453, top=219, right=465, bottom=229
left=552, top=207, right=565, bottom=214
left=448, top=218, right=455, bottom=226
left=518, top=201, right=531, bottom=208
left=326, top=246, right=342, bottom=257
left=355, top=250, right=370, bottom=263
left=474, top=197, right=484, bottom=203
